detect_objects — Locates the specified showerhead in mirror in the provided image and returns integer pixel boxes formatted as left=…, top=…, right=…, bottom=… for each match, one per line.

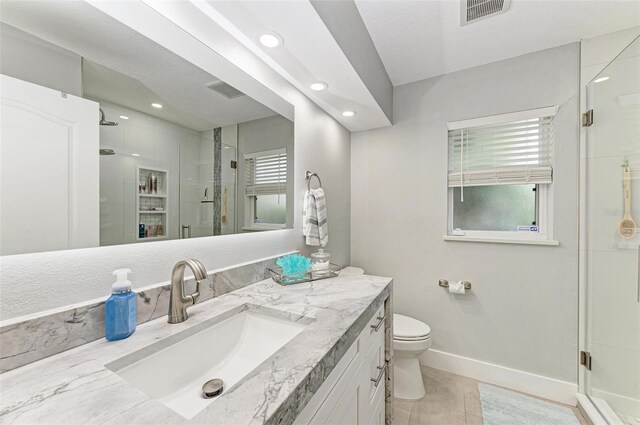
left=99, top=108, right=118, bottom=126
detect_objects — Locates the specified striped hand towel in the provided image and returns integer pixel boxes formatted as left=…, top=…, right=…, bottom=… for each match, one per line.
left=303, top=188, right=328, bottom=247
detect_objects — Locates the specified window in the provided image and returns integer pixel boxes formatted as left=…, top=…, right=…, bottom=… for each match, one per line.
left=244, top=148, right=287, bottom=229
left=446, top=106, right=557, bottom=243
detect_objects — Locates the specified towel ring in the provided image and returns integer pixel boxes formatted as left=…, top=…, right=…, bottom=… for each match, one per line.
left=306, top=171, right=322, bottom=191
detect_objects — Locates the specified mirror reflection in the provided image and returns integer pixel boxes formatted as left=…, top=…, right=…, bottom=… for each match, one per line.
left=0, top=1, right=293, bottom=256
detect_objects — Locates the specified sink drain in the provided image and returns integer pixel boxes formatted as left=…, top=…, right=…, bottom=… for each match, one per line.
left=202, top=378, right=224, bottom=399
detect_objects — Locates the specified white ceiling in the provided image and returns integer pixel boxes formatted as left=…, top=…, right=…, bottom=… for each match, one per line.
left=355, top=0, right=640, bottom=86
left=0, top=1, right=277, bottom=131
left=198, top=0, right=393, bottom=131
left=5, top=0, right=637, bottom=132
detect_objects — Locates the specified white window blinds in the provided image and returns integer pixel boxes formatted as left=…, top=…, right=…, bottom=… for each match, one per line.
left=447, top=106, right=557, bottom=187
left=245, top=148, right=287, bottom=196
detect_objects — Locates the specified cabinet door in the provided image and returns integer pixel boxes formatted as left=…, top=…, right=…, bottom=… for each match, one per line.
left=324, top=382, right=360, bottom=425
left=369, top=391, right=385, bottom=425
left=305, top=348, right=362, bottom=425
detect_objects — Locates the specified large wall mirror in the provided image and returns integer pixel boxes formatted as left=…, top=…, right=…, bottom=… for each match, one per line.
left=0, top=1, right=294, bottom=256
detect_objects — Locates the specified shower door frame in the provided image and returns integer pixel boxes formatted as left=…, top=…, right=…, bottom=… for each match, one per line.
left=577, top=34, right=640, bottom=425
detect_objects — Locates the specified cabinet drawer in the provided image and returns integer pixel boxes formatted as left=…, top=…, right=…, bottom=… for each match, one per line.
left=358, top=328, right=385, bottom=425
left=362, top=304, right=385, bottom=352
left=365, top=329, right=386, bottom=404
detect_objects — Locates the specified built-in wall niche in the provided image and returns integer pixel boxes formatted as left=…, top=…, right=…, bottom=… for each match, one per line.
left=137, top=167, right=168, bottom=241
left=0, top=0, right=295, bottom=256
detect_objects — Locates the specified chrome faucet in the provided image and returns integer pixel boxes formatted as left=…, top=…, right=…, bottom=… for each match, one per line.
left=168, top=259, right=208, bottom=324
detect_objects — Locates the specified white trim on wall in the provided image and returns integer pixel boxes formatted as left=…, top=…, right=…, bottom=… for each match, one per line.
left=421, top=349, right=578, bottom=406
left=446, top=105, right=559, bottom=131
left=442, top=236, right=560, bottom=246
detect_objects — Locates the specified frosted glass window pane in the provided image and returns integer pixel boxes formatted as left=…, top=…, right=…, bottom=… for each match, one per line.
left=452, top=184, right=536, bottom=231
left=254, top=194, right=286, bottom=225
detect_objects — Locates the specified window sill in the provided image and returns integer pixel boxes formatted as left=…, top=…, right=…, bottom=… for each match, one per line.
left=242, top=226, right=285, bottom=232
left=443, top=235, right=560, bottom=246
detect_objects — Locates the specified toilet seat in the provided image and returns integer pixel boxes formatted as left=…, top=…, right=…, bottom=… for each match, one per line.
left=393, top=314, right=431, bottom=340
left=394, top=335, right=431, bottom=342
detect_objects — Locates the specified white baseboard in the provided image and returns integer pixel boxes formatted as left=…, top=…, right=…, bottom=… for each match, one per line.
left=420, top=349, right=578, bottom=406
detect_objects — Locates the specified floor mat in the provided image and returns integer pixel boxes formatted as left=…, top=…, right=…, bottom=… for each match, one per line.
left=478, top=383, right=580, bottom=425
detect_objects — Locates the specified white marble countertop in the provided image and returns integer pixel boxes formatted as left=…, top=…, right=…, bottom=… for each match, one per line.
left=0, top=274, right=392, bottom=425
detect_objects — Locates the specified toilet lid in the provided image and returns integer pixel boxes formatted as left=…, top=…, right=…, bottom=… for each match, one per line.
left=393, top=314, right=431, bottom=339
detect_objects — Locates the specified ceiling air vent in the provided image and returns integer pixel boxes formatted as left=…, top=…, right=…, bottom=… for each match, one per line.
left=461, top=0, right=511, bottom=25
left=206, top=81, right=245, bottom=99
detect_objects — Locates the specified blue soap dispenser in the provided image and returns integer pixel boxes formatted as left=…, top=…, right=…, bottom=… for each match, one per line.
left=105, top=268, right=136, bottom=341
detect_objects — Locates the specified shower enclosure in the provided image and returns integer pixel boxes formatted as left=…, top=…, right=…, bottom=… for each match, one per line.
left=179, top=128, right=237, bottom=239
left=581, top=35, right=640, bottom=424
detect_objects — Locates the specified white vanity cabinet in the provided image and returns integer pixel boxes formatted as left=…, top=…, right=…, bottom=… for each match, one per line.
left=295, top=303, right=388, bottom=425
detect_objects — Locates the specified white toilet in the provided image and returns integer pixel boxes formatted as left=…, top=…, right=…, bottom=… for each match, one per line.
left=339, top=268, right=431, bottom=399
left=393, top=314, right=431, bottom=400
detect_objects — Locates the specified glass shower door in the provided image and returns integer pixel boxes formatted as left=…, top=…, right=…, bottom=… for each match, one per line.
left=220, top=143, right=237, bottom=235
left=584, top=36, right=640, bottom=424
left=179, top=129, right=215, bottom=239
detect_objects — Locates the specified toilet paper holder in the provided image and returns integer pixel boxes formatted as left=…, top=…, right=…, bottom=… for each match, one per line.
left=439, top=279, right=471, bottom=290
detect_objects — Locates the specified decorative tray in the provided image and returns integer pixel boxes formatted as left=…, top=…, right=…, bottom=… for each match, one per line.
left=267, top=263, right=343, bottom=286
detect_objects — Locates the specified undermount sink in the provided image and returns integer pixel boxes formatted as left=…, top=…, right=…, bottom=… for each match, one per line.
left=106, top=305, right=309, bottom=419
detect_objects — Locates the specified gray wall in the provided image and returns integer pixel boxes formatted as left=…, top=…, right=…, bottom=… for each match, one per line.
left=0, top=23, right=82, bottom=96
left=351, top=43, right=580, bottom=382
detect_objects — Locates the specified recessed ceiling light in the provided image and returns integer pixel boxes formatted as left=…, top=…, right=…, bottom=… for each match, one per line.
left=310, top=82, right=328, bottom=92
left=151, top=103, right=163, bottom=109
left=119, top=115, right=129, bottom=120
left=131, top=153, right=140, bottom=157
left=342, top=110, right=356, bottom=117
left=594, top=76, right=610, bottom=83
left=259, top=32, right=282, bottom=48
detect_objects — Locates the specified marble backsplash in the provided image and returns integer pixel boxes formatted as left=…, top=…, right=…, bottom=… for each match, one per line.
left=0, top=257, right=278, bottom=373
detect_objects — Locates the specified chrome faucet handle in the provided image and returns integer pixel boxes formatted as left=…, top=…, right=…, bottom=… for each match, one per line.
left=188, top=260, right=207, bottom=304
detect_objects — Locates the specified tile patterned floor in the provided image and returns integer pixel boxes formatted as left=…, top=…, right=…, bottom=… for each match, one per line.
left=393, top=366, right=588, bottom=425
